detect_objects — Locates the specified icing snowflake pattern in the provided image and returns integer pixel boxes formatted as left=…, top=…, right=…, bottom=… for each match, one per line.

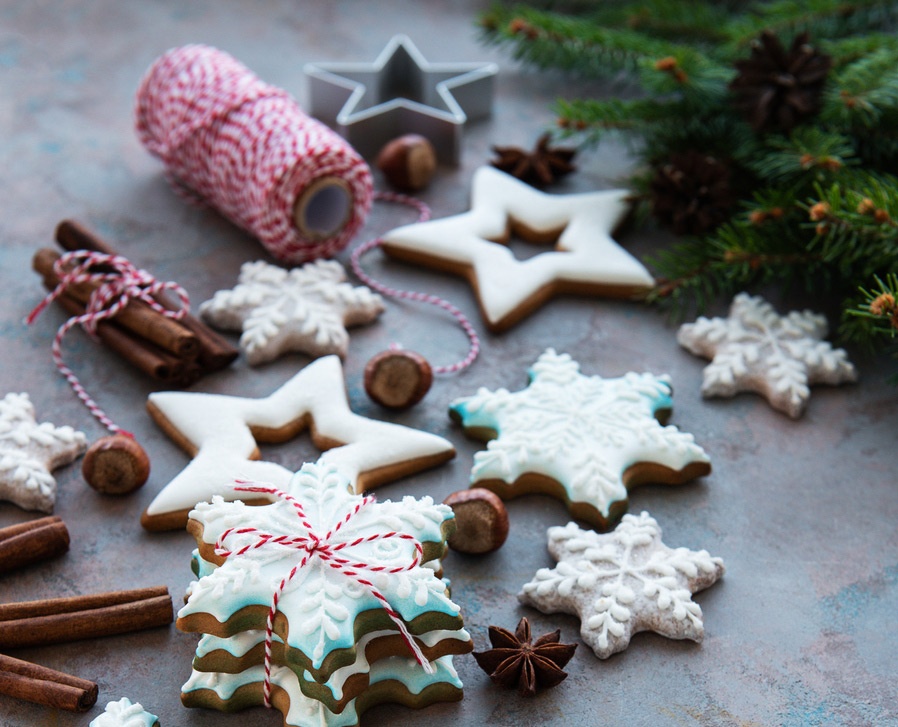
left=520, top=512, right=724, bottom=658
left=677, top=292, right=857, bottom=418
left=199, top=259, right=384, bottom=365
left=449, top=349, right=709, bottom=529
left=0, top=392, right=87, bottom=512
left=89, top=697, right=159, bottom=727
left=179, top=462, right=462, bottom=671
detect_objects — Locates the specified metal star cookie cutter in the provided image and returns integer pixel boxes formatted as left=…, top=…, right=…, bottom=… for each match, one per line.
left=304, top=34, right=498, bottom=165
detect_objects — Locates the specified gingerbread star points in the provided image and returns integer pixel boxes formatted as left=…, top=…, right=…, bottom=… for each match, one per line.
left=142, top=355, right=455, bottom=531
left=381, top=166, right=655, bottom=332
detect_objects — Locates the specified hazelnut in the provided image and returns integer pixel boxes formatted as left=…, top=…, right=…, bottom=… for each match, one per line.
left=82, top=435, right=150, bottom=495
left=443, top=488, right=510, bottom=555
left=364, top=349, right=433, bottom=409
left=376, top=134, right=437, bottom=191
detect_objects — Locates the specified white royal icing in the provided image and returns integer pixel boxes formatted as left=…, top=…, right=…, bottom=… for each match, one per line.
left=144, top=355, right=454, bottom=523
left=180, top=462, right=465, bottom=671
left=677, top=292, right=857, bottom=418
left=382, top=166, right=654, bottom=330
left=199, top=259, right=384, bottom=366
left=450, top=349, right=709, bottom=522
left=89, top=697, right=158, bottom=727
left=183, top=655, right=461, bottom=727
left=195, top=626, right=469, bottom=704
left=519, top=512, right=725, bottom=659
left=0, top=392, right=87, bottom=513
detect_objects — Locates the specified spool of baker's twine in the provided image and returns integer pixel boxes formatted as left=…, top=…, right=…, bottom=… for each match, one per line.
left=135, top=44, right=373, bottom=265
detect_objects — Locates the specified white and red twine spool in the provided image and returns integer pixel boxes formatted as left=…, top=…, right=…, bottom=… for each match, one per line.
left=135, top=44, right=373, bottom=265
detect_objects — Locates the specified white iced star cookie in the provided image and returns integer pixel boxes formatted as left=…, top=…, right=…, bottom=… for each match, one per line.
left=520, top=512, right=724, bottom=659
left=449, top=349, right=710, bottom=531
left=0, top=392, right=87, bottom=512
left=677, top=292, right=857, bottom=418
left=381, top=166, right=654, bottom=332
left=89, top=697, right=159, bottom=727
left=199, top=259, right=384, bottom=366
left=142, top=355, right=454, bottom=531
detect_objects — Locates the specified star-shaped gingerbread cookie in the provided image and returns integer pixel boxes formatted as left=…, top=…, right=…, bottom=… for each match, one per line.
left=677, top=292, right=857, bottom=418
left=142, top=355, right=455, bottom=531
left=449, top=349, right=710, bottom=531
left=199, top=259, right=384, bottom=365
left=520, top=512, right=724, bottom=659
left=381, top=167, right=654, bottom=332
left=0, top=392, right=87, bottom=513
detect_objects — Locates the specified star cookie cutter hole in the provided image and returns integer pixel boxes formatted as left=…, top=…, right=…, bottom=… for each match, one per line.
left=304, top=34, right=497, bottom=164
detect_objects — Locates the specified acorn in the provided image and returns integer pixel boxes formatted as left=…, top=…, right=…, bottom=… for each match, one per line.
left=376, top=134, right=437, bottom=191
left=82, top=435, right=150, bottom=495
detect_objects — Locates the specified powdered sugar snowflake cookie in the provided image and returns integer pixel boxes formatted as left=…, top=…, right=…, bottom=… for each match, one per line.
left=381, top=166, right=654, bottom=332
left=89, top=697, right=159, bottom=727
left=449, top=349, right=710, bottom=531
left=677, top=292, right=857, bottom=418
left=0, top=392, right=87, bottom=512
left=199, top=259, right=384, bottom=365
left=519, top=512, right=724, bottom=659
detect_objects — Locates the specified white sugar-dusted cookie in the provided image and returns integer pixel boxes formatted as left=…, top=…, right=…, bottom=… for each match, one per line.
left=0, top=392, right=87, bottom=512
left=677, top=292, right=857, bottom=418
left=449, top=349, right=710, bottom=531
left=520, top=512, right=724, bottom=659
left=381, top=166, right=654, bottom=332
left=142, top=355, right=454, bottom=531
left=199, top=259, right=384, bottom=365
left=89, top=697, right=159, bottom=727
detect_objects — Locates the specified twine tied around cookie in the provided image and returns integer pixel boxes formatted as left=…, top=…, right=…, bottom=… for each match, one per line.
left=26, top=250, right=190, bottom=436
left=217, top=482, right=434, bottom=708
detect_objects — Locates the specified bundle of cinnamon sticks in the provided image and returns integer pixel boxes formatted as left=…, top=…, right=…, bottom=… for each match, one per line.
left=32, top=220, right=238, bottom=387
left=0, top=586, right=173, bottom=712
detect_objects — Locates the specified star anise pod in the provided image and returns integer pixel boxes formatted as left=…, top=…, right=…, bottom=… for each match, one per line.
left=729, top=30, right=832, bottom=133
left=650, top=150, right=735, bottom=236
left=473, top=617, right=577, bottom=697
left=490, top=133, right=577, bottom=188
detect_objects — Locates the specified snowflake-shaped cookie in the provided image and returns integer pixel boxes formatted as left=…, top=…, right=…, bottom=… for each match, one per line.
left=449, top=349, right=710, bottom=531
left=0, top=392, right=87, bottom=512
left=520, top=512, right=724, bottom=659
left=89, top=698, right=159, bottom=727
left=677, top=292, right=857, bottom=418
left=178, top=461, right=467, bottom=679
left=199, top=259, right=384, bottom=365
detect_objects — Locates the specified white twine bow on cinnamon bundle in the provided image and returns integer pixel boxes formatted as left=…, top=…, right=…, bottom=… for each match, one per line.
left=26, top=250, right=190, bottom=436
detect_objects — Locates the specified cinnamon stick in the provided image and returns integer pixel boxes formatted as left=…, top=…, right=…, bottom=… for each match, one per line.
left=0, top=516, right=70, bottom=575
left=34, top=247, right=199, bottom=359
left=39, top=276, right=187, bottom=382
left=0, top=586, right=173, bottom=649
left=55, top=219, right=239, bottom=372
left=0, top=653, right=97, bottom=712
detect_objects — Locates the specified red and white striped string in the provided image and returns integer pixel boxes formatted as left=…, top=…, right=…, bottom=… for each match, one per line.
left=135, top=44, right=373, bottom=265
left=217, top=482, right=433, bottom=708
left=351, top=191, right=480, bottom=375
left=26, top=251, right=190, bottom=436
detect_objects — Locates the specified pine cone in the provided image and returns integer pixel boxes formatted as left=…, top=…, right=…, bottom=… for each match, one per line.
left=730, top=30, right=832, bottom=132
left=650, top=150, right=735, bottom=235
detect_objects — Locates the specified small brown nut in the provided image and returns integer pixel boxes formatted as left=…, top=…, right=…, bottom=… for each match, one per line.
left=376, top=134, right=437, bottom=191
left=364, top=349, right=433, bottom=409
left=82, top=435, right=150, bottom=495
left=443, top=488, right=509, bottom=555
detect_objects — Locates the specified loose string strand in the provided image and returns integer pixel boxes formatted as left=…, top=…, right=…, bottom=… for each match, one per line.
left=350, top=191, right=480, bottom=375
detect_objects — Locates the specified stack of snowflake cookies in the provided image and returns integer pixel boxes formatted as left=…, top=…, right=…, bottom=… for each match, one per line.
left=176, top=461, right=472, bottom=727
